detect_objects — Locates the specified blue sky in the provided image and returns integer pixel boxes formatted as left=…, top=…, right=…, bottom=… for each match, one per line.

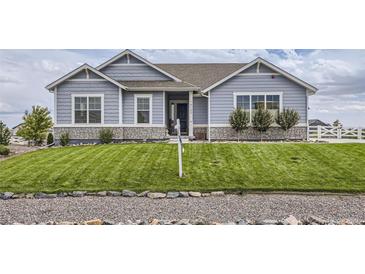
left=1, top=49, right=365, bottom=127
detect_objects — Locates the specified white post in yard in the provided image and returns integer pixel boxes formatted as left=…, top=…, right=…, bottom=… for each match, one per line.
left=317, top=125, right=321, bottom=140
left=358, top=127, right=362, bottom=139
left=175, top=119, right=183, bottom=178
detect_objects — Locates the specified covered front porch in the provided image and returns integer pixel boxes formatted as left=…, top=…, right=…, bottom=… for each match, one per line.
left=165, top=91, right=194, bottom=137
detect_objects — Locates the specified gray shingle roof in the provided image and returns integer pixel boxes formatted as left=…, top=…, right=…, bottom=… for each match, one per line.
left=120, top=80, right=196, bottom=89
left=156, top=63, right=247, bottom=90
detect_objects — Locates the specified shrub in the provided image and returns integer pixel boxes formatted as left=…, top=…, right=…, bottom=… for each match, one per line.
left=229, top=108, right=250, bottom=141
left=275, top=108, right=300, bottom=140
left=99, top=128, right=114, bottom=144
left=0, top=145, right=10, bottom=156
left=17, top=106, right=53, bottom=146
left=0, top=121, right=11, bottom=146
left=252, top=107, right=273, bottom=141
left=60, top=133, right=70, bottom=146
left=47, top=133, right=54, bottom=145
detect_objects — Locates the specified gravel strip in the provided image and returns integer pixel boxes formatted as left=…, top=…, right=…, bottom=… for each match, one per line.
left=0, top=194, right=365, bottom=224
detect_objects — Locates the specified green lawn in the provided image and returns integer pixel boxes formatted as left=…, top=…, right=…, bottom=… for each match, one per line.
left=0, top=143, right=365, bottom=193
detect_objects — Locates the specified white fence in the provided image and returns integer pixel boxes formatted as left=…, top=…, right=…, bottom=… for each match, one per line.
left=309, top=126, right=365, bottom=140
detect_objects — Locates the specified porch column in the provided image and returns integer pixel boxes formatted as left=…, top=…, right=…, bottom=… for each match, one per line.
left=189, top=91, right=194, bottom=138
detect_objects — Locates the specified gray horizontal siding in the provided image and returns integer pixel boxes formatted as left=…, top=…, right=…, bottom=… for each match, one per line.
left=101, top=64, right=170, bottom=81
left=122, top=91, right=164, bottom=124
left=193, top=97, right=208, bottom=124
left=110, top=54, right=143, bottom=64
left=210, top=75, right=307, bottom=124
left=56, top=81, right=120, bottom=124
left=242, top=63, right=276, bottom=74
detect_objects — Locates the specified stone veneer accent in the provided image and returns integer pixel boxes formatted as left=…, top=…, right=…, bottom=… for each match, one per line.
left=54, top=127, right=124, bottom=140
left=54, top=126, right=168, bottom=144
left=193, top=127, right=208, bottom=140
left=123, top=127, right=168, bottom=140
left=209, top=127, right=307, bottom=141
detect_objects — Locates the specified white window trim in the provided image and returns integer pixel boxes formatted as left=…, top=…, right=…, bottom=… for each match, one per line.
left=71, top=94, right=104, bottom=125
left=134, top=94, right=153, bottom=125
left=233, top=92, right=283, bottom=124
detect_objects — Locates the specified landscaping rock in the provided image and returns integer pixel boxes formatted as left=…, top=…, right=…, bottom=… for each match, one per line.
left=256, top=219, right=279, bottom=225
left=57, top=221, right=76, bottom=225
left=84, top=219, right=103, bottom=225
left=308, top=215, right=328, bottom=225
left=137, top=191, right=149, bottom=197
left=107, top=191, right=122, bottom=197
left=57, top=192, right=68, bottom=198
left=166, top=192, right=180, bottom=199
left=149, top=218, right=160, bottom=225
left=237, top=219, right=249, bottom=225
left=191, top=219, right=207, bottom=225
left=34, top=192, right=57, bottom=199
left=147, top=192, right=166, bottom=199
left=339, top=219, right=353, bottom=225
left=283, top=215, right=299, bottom=225
left=122, top=190, right=137, bottom=197
left=71, top=191, right=86, bottom=197
left=179, top=191, right=189, bottom=198
left=12, top=193, right=26, bottom=199
left=211, top=191, right=225, bottom=196
left=202, top=193, right=211, bottom=197
left=103, top=219, right=115, bottom=225
left=96, top=191, right=107, bottom=197
left=188, top=191, right=202, bottom=197
left=0, top=192, right=14, bottom=200
left=86, top=192, right=98, bottom=196
left=25, top=193, right=35, bottom=199
left=176, top=219, right=190, bottom=225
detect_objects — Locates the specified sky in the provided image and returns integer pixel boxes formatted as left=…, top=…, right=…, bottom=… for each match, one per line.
left=1, top=49, right=365, bottom=128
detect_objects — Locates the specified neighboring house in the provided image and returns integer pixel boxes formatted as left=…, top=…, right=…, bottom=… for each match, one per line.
left=309, top=119, right=330, bottom=127
left=46, top=50, right=317, bottom=144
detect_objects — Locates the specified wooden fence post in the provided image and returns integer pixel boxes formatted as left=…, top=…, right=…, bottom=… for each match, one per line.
left=358, top=128, right=362, bottom=140
left=317, top=125, right=321, bottom=140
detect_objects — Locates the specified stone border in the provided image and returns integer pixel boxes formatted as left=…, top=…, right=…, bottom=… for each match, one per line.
left=1, top=189, right=363, bottom=201
left=0, top=190, right=226, bottom=200
left=8, top=215, right=365, bottom=225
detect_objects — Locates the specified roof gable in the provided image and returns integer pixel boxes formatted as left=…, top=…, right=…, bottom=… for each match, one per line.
left=45, top=64, right=127, bottom=91
left=201, top=57, right=318, bottom=94
left=96, top=50, right=182, bottom=82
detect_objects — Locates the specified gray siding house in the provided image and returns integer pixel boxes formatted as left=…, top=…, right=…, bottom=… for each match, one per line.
left=46, top=50, right=317, bottom=143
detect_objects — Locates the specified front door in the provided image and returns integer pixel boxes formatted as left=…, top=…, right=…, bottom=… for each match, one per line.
left=176, top=103, right=188, bottom=134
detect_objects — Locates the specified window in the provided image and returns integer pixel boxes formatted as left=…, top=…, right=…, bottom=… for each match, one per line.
left=88, top=97, right=102, bottom=123
left=136, top=96, right=151, bottom=124
left=266, top=95, right=280, bottom=117
left=236, top=95, right=250, bottom=110
left=74, top=97, right=87, bottom=123
left=73, top=95, right=103, bottom=124
left=235, top=93, right=282, bottom=123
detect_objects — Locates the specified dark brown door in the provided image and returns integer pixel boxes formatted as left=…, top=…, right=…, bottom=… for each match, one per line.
left=176, top=103, right=188, bottom=134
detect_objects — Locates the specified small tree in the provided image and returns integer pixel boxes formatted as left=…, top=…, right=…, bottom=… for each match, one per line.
left=252, top=107, right=273, bottom=141
left=17, top=106, right=53, bottom=146
left=47, top=133, right=54, bottom=145
left=60, top=133, right=70, bottom=146
left=99, top=128, right=114, bottom=144
left=333, top=119, right=343, bottom=128
left=275, top=108, right=300, bottom=140
left=0, top=121, right=11, bottom=146
left=229, top=108, right=250, bottom=141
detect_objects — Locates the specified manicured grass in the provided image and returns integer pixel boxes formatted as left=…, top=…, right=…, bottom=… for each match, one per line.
left=0, top=143, right=365, bottom=193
